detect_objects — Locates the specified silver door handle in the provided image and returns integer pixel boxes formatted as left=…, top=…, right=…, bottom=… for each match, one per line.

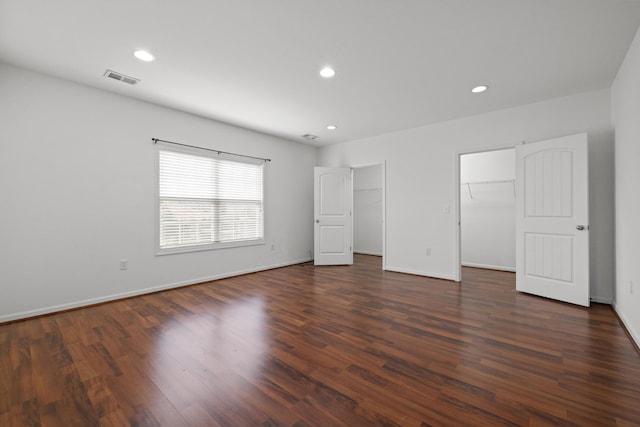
left=576, top=225, right=585, bottom=231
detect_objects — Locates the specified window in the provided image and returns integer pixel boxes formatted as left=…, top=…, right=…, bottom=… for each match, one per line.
left=158, top=147, right=264, bottom=254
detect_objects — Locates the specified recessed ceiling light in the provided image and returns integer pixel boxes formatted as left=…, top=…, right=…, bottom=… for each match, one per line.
left=320, top=67, right=336, bottom=78
left=471, top=85, right=488, bottom=93
left=327, top=125, right=337, bottom=130
left=134, top=50, right=155, bottom=62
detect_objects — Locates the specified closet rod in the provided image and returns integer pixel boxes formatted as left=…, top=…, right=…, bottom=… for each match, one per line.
left=462, top=179, right=516, bottom=198
left=460, top=179, right=514, bottom=185
left=152, top=138, right=271, bottom=162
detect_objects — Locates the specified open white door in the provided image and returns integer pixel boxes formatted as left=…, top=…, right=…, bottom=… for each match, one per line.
left=314, top=167, right=353, bottom=266
left=516, top=133, right=589, bottom=306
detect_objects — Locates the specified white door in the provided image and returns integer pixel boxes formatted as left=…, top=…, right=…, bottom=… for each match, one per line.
left=314, top=167, right=353, bottom=265
left=515, top=133, right=589, bottom=306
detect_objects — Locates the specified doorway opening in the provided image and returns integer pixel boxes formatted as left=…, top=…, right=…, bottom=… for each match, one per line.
left=457, top=148, right=516, bottom=281
left=352, top=162, right=386, bottom=270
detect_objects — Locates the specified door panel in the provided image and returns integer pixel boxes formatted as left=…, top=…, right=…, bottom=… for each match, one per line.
left=516, top=133, right=589, bottom=306
left=524, top=233, right=573, bottom=282
left=314, top=167, right=353, bottom=265
left=319, top=225, right=346, bottom=253
left=525, top=150, right=573, bottom=217
left=319, top=173, right=346, bottom=215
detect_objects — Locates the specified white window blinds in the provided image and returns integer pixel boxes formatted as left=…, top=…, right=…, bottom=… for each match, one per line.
left=158, top=149, right=264, bottom=252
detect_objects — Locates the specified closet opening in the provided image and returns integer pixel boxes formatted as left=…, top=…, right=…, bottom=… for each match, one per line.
left=352, top=162, right=386, bottom=270
left=457, top=148, right=516, bottom=281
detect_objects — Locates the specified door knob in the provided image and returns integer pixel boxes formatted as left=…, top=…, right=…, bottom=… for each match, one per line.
left=315, top=219, right=319, bottom=223
left=576, top=225, right=585, bottom=231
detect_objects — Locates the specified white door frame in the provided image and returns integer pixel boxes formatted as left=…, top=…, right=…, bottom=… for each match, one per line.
left=351, top=161, right=387, bottom=270
left=454, top=145, right=518, bottom=282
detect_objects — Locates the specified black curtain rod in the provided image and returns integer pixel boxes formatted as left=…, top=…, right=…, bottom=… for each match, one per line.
left=152, top=138, right=271, bottom=162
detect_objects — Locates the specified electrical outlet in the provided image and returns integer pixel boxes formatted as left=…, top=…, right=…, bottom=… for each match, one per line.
left=270, top=244, right=275, bottom=251
left=120, top=259, right=128, bottom=270
left=426, top=248, right=431, bottom=256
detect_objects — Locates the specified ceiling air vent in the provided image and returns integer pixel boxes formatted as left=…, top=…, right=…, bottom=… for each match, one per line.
left=302, top=134, right=319, bottom=141
left=103, top=69, right=140, bottom=85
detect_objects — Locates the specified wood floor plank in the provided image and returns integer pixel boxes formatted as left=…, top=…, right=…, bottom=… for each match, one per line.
left=1, top=255, right=639, bottom=426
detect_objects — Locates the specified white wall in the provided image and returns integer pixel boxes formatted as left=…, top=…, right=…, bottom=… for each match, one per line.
left=353, top=164, right=383, bottom=255
left=460, top=149, right=515, bottom=271
left=612, top=26, right=640, bottom=346
left=0, top=63, right=316, bottom=322
left=318, top=89, right=614, bottom=303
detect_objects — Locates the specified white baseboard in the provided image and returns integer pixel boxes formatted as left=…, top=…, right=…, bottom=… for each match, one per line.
left=0, top=257, right=313, bottom=324
left=354, top=251, right=383, bottom=256
left=613, top=303, right=640, bottom=349
left=384, top=265, right=456, bottom=281
left=461, top=262, right=515, bottom=272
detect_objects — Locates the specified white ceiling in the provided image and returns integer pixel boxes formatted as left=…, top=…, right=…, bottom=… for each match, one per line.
left=1, top=0, right=640, bottom=146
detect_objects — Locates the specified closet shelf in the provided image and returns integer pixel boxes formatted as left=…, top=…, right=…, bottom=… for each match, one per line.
left=461, top=179, right=516, bottom=199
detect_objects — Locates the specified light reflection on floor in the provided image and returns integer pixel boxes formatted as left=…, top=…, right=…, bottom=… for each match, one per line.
left=150, top=296, right=269, bottom=406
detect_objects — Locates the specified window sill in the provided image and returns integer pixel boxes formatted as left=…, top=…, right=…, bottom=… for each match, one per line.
left=156, top=239, right=266, bottom=256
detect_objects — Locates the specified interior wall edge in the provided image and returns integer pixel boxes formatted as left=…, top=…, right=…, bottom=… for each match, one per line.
left=613, top=303, right=640, bottom=349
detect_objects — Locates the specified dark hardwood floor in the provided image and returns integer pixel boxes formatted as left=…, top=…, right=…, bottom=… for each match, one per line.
left=1, top=255, right=639, bottom=426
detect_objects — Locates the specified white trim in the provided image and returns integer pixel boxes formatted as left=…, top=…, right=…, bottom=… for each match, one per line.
left=613, top=303, right=640, bottom=349
left=382, top=162, right=386, bottom=270
left=0, top=257, right=312, bottom=324
left=385, top=266, right=456, bottom=281
left=454, top=152, right=461, bottom=282
left=349, top=161, right=385, bottom=169
left=354, top=250, right=383, bottom=256
left=461, top=262, right=515, bottom=272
